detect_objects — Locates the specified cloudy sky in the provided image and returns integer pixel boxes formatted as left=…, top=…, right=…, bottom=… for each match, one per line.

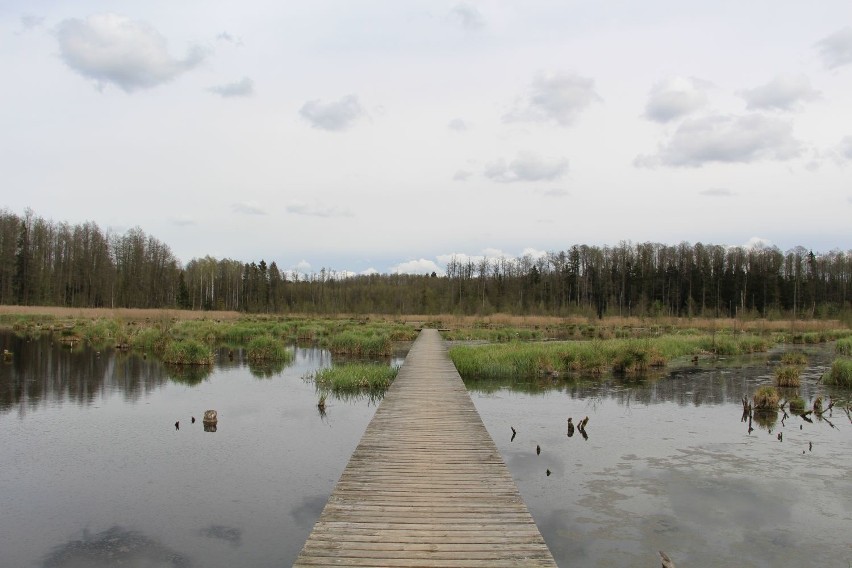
left=2, top=1, right=851, bottom=275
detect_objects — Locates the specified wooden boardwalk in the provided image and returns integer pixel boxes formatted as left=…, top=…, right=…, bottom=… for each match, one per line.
left=294, top=329, right=557, bottom=567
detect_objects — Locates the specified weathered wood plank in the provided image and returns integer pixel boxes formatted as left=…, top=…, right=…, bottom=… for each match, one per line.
left=294, top=329, right=557, bottom=567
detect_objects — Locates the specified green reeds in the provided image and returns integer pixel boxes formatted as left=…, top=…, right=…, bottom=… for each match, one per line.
left=825, top=358, right=852, bottom=387
left=162, top=339, right=214, bottom=365
left=774, top=365, right=801, bottom=387
left=449, top=336, right=704, bottom=379
left=780, top=352, right=808, bottom=366
left=327, top=331, right=392, bottom=356
left=246, top=335, right=292, bottom=362
left=788, top=396, right=805, bottom=413
left=310, top=363, right=398, bottom=393
left=836, top=337, right=852, bottom=356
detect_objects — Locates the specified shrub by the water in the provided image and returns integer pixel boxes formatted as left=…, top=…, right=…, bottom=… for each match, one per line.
left=246, top=335, right=291, bottom=362
left=836, top=338, right=852, bottom=356
left=162, top=339, right=214, bottom=365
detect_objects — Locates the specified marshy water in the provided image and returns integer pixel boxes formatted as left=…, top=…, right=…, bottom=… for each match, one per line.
left=1, top=331, right=850, bottom=567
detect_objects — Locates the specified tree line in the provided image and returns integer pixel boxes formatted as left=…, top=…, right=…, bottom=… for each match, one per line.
left=2, top=208, right=851, bottom=319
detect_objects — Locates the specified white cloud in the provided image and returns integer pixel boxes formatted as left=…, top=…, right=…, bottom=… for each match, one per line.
left=391, top=259, right=443, bottom=275
left=232, top=201, right=267, bottom=215
left=299, top=95, right=366, bottom=131
left=638, top=113, right=802, bottom=167
left=448, top=118, right=468, bottom=131
left=56, top=13, right=207, bottom=92
left=538, top=187, right=568, bottom=197
left=815, top=27, right=852, bottom=69
left=740, top=75, right=819, bottom=111
left=453, top=169, right=472, bottom=181
left=285, top=202, right=351, bottom=217
left=700, top=188, right=735, bottom=197
left=449, top=3, right=485, bottom=31
left=644, top=76, right=710, bottom=123
left=360, top=268, right=379, bottom=276
left=521, top=247, right=547, bottom=259
left=484, top=153, right=569, bottom=183
left=209, top=77, right=254, bottom=98
left=505, top=71, right=601, bottom=127
left=744, top=237, right=772, bottom=249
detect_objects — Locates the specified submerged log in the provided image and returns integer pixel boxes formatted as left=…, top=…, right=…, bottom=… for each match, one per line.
left=660, top=550, right=677, bottom=568
left=203, top=409, right=218, bottom=425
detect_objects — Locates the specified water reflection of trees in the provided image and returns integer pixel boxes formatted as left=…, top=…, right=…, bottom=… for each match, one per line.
left=0, top=334, right=171, bottom=415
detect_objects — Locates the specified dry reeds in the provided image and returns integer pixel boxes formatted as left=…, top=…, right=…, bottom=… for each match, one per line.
left=753, top=386, right=780, bottom=410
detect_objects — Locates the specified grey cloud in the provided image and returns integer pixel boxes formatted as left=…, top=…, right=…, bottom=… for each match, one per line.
left=209, top=77, right=254, bottom=97
left=639, top=114, right=802, bottom=167
left=56, top=14, right=207, bottom=92
left=700, top=188, right=735, bottom=197
left=453, top=169, right=473, bottom=181
left=216, top=31, right=243, bottom=46
left=644, top=77, right=710, bottom=122
left=740, top=75, right=819, bottom=111
left=232, top=201, right=267, bottom=215
left=21, top=14, right=45, bottom=30
left=449, top=3, right=485, bottom=30
left=838, top=136, right=852, bottom=161
left=448, top=118, right=468, bottom=131
left=285, top=202, right=351, bottom=217
left=485, top=153, right=569, bottom=183
left=505, top=71, right=601, bottom=127
left=299, top=95, right=365, bottom=131
left=815, top=27, right=852, bottom=69
left=170, top=215, right=196, bottom=226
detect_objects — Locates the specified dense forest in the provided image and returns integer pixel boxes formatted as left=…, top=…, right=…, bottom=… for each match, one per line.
left=2, top=208, right=851, bottom=319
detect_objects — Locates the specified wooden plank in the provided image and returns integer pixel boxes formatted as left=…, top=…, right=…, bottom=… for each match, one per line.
left=294, top=329, right=557, bottom=567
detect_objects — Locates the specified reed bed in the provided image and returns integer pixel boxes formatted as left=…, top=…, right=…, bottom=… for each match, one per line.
left=448, top=334, right=770, bottom=379
left=774, top=365, right=801, bottom=387
left=246, top=336, right=292, bottom=362
left=161, top=339, right=214, bottom=365
left=309, top=363, right=398, bottom=393
left=326, top=331, right=392, bottom=356
left=836, top=337, right=852, bottom=356
left=780, top=352, right=808, bottom=366
left=753, top=385, right=780, bottom=410
left=825, top=358, right=852, bottom=387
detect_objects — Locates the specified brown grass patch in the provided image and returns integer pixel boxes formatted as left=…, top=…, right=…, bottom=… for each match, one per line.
left=0, top=305, right=240, bottom=321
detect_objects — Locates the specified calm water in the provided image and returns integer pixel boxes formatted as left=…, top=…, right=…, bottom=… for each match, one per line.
left=1, top=332, right=850, bottom=567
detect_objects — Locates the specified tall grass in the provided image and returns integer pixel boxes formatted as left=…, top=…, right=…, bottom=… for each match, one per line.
left=161, top=339, right=214, bottom=365
left=825, top=358, right=852, bottom=387
left=774, top=365, right=801, bottom=387
left=246, top=335, right=292, bottom=362
left=309, top=363, right=398, bottom=393
left=753, top=385, right=780, bottom=410
left=836, top=338, right=852, bottom=356
left=449, top=334, right=772, bottom=379
left=326, top=331, right=392, bottom=356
